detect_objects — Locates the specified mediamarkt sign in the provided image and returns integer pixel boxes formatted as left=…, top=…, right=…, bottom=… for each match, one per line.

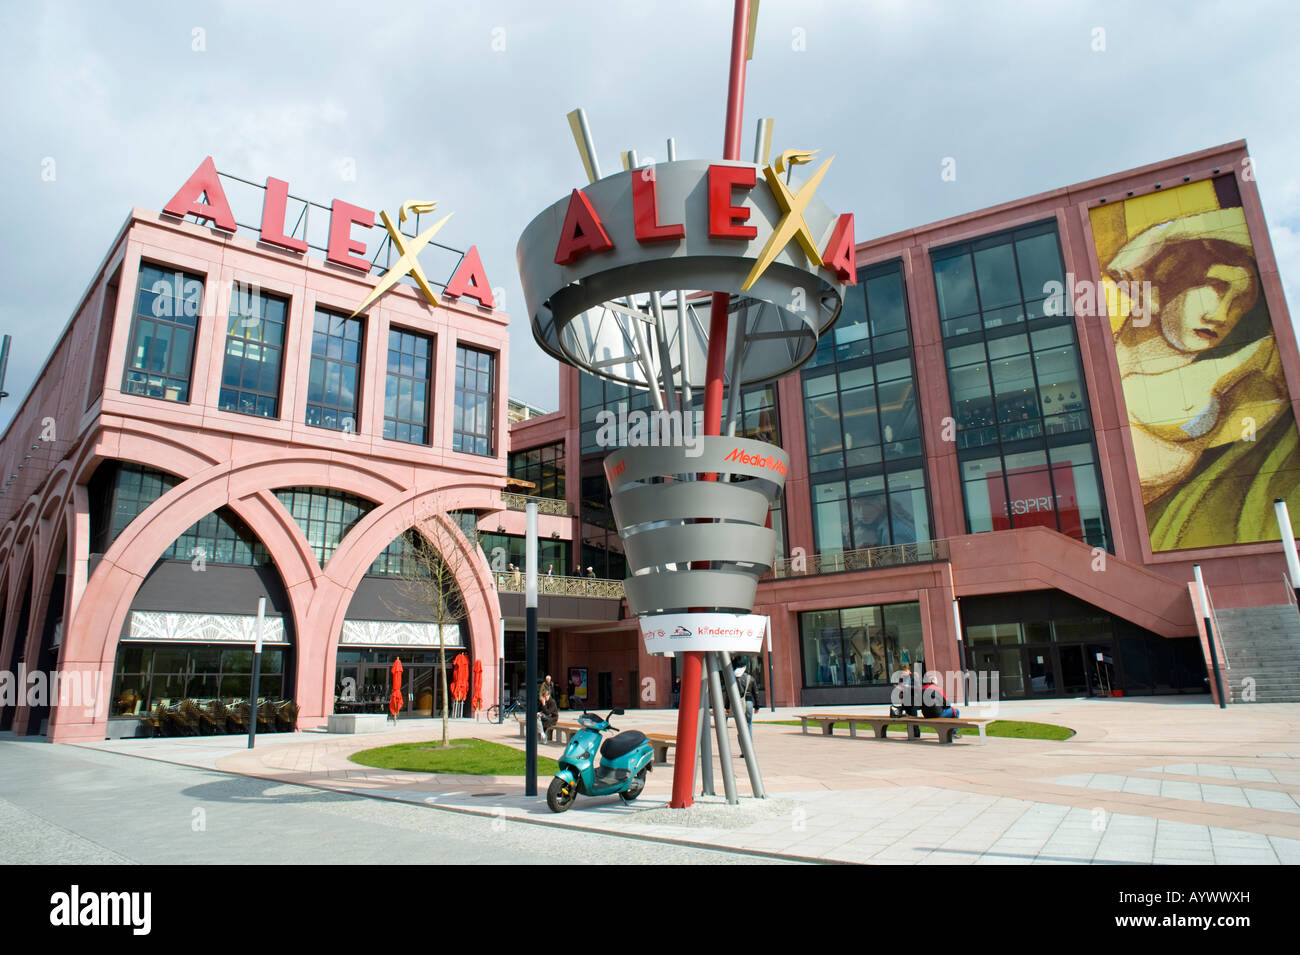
left=160, top=156, right=495, bottom=312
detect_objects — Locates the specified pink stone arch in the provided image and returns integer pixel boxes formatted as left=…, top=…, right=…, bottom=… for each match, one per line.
left=48, top=449, right=504, bottom=741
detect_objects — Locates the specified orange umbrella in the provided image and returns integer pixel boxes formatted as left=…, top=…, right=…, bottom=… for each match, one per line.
left=451, top=653, right=470, bottom=702
left=471, top=659, right=483, bottom=713
left=389, top=658, right=404, bottom=720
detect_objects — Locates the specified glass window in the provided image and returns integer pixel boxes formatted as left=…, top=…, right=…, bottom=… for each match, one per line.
left=274, top=487, right=375, bottom=566
left=306, top=308, right=363, bottom=432
left=122, top=263, right=203, bottom=403
left=812, top=480, right=850, bottom=555
left=800, top=602, right=924, bottom=687
left=887, top=468, right=930, bottom=544
left=508, top=441, right=566, bottom=500
left=973, top=242, right=1021, bottom=310
left=847, top=475, right=888, bottom=548
left=801, top=610, right=844, bottom=687
left=454, top=345, right=496, bottom=455
left=164, top=506, right=270, bottom=567
left=1015, top=228, right=1064, bottom=308
left=932, top=251, right=978, bottom=321
left=832, top=283, right=870, bottom=363
left=383, top=328, right=433, bottom=445
left=219, top=284, right=287, bottom=419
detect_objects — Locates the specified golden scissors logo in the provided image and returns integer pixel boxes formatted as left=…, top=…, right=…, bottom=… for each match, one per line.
left=350, top=200, right=453, bottom=316
left=741, top=149, right=834, bottom=291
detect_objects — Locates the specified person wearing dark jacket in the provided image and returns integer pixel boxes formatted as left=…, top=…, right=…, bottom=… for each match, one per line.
left=537, top=689, right=559, bottom=742
left=920, top=673, right=959, bottom=719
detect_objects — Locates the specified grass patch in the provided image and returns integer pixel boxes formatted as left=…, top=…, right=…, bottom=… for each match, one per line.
left=760, top=719, right=1074, bottom=741
left=349, top=738, right=561, bottom=775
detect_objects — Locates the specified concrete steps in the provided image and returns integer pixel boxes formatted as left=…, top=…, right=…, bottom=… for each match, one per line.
left=1214, top=604, right=1300, bottom=703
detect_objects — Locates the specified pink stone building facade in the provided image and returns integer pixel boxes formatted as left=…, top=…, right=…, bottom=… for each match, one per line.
left=521, top=140, right=1300, bottom=709
left=0, top=197, right=513, bottom=740
left=5, top=140, right=1296, bottom=740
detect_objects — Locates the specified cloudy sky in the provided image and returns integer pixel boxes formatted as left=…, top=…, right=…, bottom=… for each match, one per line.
left=2, top=0, right=1297, bottom=432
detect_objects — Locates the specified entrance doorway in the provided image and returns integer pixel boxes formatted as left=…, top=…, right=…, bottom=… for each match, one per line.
left=972, top=642, right=1109, bottom=700
left=597, top=671, right=613, bottom=709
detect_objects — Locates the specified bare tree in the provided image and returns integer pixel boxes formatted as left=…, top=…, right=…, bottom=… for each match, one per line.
left=383, top=506, right=487, bottom=747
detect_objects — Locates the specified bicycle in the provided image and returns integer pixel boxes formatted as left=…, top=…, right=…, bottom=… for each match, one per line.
left=485, top=698, right=527, bottom=724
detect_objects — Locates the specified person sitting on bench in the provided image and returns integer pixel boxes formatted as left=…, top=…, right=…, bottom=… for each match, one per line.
left=890, top=664, right=920, bottom=718
left=920, top=673, right=959, bottom=719
left=537, top=689, right=559, bottom=742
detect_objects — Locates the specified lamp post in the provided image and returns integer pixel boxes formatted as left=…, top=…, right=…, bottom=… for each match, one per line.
left=525, top=501, right=539, bottom=795
left=247, top=596, right=265, bottom=748
left=1274, top=499, right=1300, bottom=607
left=1193, top=564, right=1226, bottom=709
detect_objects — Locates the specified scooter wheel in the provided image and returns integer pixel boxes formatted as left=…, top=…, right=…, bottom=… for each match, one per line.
left=619, top=768, right=648, bottom=803
left=547, top=776, right=576, bottom=813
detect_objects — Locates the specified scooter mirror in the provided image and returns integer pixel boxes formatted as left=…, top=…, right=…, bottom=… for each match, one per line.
left=611, top=707, right=625, bottom=716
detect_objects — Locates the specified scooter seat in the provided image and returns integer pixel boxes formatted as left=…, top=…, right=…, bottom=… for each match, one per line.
left=601, top=730, right=647, bottom=761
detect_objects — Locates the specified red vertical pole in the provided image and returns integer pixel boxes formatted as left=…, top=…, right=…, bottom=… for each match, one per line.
left=670, top=0, right=752, bottom=810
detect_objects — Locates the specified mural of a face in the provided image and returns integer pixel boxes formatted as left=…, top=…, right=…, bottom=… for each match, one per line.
left=1089, top=178, right=1300, bottom=551
left=1157, top=262, right=1258, bottom=353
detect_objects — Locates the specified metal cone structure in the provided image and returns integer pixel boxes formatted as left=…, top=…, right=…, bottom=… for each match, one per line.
left=516, top=0, right=851, bottom=807
left=608, top=436, right=787, bottom=619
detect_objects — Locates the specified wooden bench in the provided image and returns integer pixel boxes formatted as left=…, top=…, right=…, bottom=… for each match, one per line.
left=797, top=713, right=989, bottom=745
left=517, top=718, right=578, bottom=743
left=644, top=732, right=676, bottom=765
left=517, top=721, right=676, bottom=763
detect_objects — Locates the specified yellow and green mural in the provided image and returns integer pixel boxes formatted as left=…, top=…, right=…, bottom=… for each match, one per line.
left=1090, top=177, right=1300, bottom=551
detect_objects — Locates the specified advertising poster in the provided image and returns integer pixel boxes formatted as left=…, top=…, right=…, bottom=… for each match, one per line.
left=568, top=667, right=587, bottom=703
left=1089, top=177, right=1300, bottom=550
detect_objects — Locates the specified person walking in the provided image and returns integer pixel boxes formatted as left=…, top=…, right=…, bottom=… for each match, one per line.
left=733, top=660, right=757, bottom=735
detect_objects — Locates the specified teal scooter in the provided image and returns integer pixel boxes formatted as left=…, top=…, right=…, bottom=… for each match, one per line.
left=546, top=708, right=654, bottom=812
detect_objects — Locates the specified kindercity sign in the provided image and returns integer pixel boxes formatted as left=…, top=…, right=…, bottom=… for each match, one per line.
left=161, top=156, right=496, bottom=313
left=518, top=156, right=854, bottom=389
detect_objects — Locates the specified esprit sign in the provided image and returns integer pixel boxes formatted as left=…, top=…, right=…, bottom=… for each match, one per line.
left=160, top=156, right=495, bottom=312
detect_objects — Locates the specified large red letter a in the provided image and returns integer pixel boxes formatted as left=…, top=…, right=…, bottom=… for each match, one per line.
left=163, top=156, right=236, bottom=233
left=822, top=213, right=856, bottom=285
left=553, top=189, right=614, bottom=266
left=445, top=246, right=495, bottom=308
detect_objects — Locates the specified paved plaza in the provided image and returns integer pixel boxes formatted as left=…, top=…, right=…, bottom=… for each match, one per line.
left=36, top=696, right=1300, bottom=865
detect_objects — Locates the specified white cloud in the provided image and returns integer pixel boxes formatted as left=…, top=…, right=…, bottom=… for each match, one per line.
left=3, top=0, right=1300, bottom=428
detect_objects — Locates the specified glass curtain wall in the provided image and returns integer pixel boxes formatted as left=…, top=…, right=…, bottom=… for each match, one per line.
left=802, top=260, right=932, bottom=557
left=932, top=220, right=1111, bottom=550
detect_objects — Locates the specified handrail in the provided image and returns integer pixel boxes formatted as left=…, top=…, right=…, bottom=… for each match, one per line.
left=494, top=571, right=624, bottom=599
left=769, top=538, right=950, bottom=578
left=501, top=491, right=569, bottom=517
